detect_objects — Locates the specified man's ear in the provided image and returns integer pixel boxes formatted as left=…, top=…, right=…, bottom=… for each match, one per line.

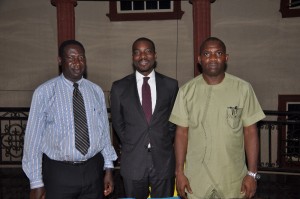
left=197, top=55, right=201, bottom=65
left=58, top=56, right=62, bottom=65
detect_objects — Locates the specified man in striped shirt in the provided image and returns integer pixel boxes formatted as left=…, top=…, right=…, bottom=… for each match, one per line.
left=22, top=40, right=117, bottom=199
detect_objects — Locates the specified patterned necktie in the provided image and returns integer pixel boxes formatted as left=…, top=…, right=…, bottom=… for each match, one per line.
left=142, top=77, right=152, bottom=124
left=73, top=83, right=90, bottom=155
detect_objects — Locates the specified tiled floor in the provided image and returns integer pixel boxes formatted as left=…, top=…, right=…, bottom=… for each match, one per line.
left=1, top=169, right=300, bottom=199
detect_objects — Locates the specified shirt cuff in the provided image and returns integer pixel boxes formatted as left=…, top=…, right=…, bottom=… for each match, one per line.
left=104, top=160, right=114, bottom=170
left=30, top=180, right=44, bottom=189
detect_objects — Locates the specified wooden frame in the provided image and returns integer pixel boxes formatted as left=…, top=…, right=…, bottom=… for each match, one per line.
left=280, top=0, right=300, bottom=18
left=278, top=95, right=300, bottom=112
left=106, top=1, right=184, bottom=21
left=278, top=95, right=300, bottom=167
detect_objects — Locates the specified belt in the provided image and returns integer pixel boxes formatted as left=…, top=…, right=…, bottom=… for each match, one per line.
left=61, top=160, right=88, bottom=166
left=44, top=152, right=100, bottom=167
left=52, top=154, right=96, bottom=166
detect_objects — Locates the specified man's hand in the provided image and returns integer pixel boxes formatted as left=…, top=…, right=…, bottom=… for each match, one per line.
left=243, top=124, right=259, bottom=198
left=104, top=169, right=114, bottom=196
left=30, top=187, right=46, bottom=199
left=176, top=172, right=192, bottom=199
left=174, top=126, right=190, bottom=199
left=241, top=175, right=257, bottom=198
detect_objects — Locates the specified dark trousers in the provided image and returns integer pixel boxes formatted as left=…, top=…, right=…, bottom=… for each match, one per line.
left=43, top=153, right=104, bottom=199
left=122, top=152, right=175, bottom=199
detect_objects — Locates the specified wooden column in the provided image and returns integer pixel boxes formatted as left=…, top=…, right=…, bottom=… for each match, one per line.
left=191, top=0, right=212, bottom=77
left=51, top=0, right=77, bottom=48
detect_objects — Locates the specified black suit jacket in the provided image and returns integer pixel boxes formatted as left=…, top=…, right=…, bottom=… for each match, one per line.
left=110, top=72, right=178, bottom=180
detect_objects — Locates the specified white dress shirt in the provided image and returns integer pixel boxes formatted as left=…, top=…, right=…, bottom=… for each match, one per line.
left=136, top=70, right=157, bottom=113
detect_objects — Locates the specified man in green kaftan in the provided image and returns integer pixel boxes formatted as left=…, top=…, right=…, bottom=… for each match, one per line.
left=169, top=37, right=265, bottom=199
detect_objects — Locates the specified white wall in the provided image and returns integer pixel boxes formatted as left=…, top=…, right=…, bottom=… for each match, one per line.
left=0, top=0, right=299, bottom=111
left=0, top=0, right=57, bottom=107
left=74, top=1, right=194, bottom=102
left=211, top=0, right=300, bottom=110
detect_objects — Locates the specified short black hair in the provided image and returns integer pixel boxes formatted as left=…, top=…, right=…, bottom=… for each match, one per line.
left=199, top=37, right=226, bottom=55
left=132, top=37, right=156, bottom=53
left=58, top=40, right=85, bottom=58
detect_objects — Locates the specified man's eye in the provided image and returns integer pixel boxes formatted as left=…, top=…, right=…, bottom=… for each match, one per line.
left=65, top=56, right=85, bottom=62
left=78, top=56, right=85, bottom=60
left=145, top=49, right=153, bottom=54
left=66, top=57, right=74, bottom=61
left=216, top=52, right=223, bottom=57
left=203, top=52, right=210, bottom=57
left=133, top=51, right=140, bottom=56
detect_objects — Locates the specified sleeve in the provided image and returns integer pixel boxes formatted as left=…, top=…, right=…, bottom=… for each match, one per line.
left=242, top=84, right=266, bottom=127
left=168, top=81, right=179, bottom=136
left=169, top=87, right=189, bottom=128
left=110, top=82, right=126, bottom=142
left=98, top=89, right=117, bottom=169
left=22, top=89, right=46, bottom=189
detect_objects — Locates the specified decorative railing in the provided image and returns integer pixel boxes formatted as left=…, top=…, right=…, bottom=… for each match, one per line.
left=258, top=110, right=300, bottom=173
left=0, top=107, right=121, bottom=167
left=1, top=108, right=300, bottom=173
left=0, top=108, right=29, bottom=166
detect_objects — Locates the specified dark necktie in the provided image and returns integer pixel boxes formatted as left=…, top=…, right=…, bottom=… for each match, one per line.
left=142, top=77, right=152, bottom=124
left=73, top=83, right=90, bottom=155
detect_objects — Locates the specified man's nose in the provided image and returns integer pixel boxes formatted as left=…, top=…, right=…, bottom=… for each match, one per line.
left=140, top=54, right=146, bottom=59
left=209, top=53, right=218, bottom=60
left=140, top=51, right=147, bottom=59
left=73, top=56, right=83, bottom=65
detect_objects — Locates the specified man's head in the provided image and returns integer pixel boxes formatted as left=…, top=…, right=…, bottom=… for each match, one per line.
left=198, top=37, right=228, bottom=80
left=132, top=37, right=157, bottom=76
left=58, top=40, right=86, bottom=83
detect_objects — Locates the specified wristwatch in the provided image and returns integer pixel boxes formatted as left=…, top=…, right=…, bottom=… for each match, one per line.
left=247, top=171, right=260, bottom=180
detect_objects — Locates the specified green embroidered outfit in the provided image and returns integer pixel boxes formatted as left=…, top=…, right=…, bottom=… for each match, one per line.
left=169, top=73, right=265, bottom=199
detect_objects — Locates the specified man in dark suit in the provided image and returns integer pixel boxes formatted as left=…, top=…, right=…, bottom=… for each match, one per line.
left=110, top=37, right=178, bottom=199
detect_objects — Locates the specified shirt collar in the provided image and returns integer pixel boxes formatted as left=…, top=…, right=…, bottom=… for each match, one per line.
left=136, top=70, right=155, bottom=82
left=61, top=74, right=84, bottom=88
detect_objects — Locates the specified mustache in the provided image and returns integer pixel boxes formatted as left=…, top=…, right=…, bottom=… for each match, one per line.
left=131, top=61, right=157, bottom=70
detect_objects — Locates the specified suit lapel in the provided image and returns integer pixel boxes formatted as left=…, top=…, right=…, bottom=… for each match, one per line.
left=130, top=72, right=165, bottom=124
left=152, top=72, right=163, bottom=117
left=128, top=74, right=147, bottom=121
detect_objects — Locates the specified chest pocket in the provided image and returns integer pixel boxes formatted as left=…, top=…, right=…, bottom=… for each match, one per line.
left=226, top=106, right=242, bottom=129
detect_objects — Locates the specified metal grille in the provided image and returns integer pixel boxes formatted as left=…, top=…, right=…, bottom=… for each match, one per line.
left=0, top=108, right=29, bottom=166
left=1, top=108, right=299, bottom=173
left=258, top=110, right=300, bottom=172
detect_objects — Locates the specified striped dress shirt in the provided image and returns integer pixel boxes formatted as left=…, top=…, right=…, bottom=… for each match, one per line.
left=22, top=74, right=117, bottom=189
